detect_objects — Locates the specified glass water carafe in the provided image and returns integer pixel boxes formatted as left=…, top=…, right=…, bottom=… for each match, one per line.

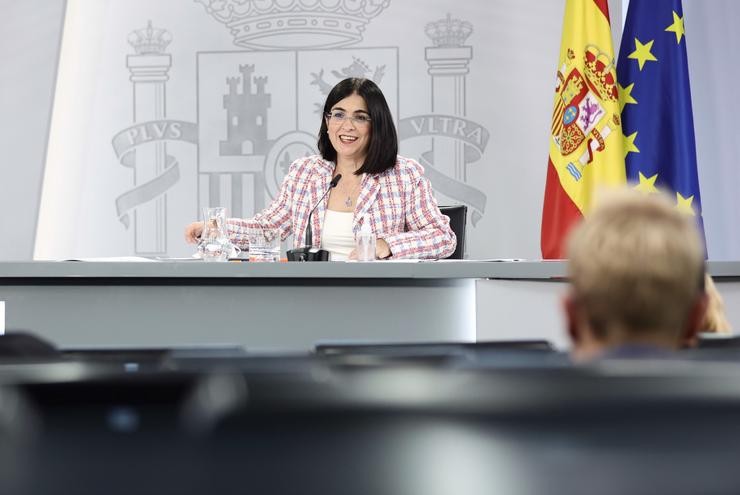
left=198, top=207, right=234, bottom=262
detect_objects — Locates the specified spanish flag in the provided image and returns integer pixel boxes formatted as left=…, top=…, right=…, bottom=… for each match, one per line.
left=541, top=0, right=626, bottom=259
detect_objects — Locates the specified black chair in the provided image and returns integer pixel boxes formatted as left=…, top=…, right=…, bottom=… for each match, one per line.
left=193, top=365, right=740, bottom=495
left=315, top=339, right=555, bottom=356
left=0, top=332, right=60, bottom=360
left=439, top=204, right=467, bottom=259
left=697, top=334, right=740, bottom=349
left=313, top=340, right=563, bottom=369
left=60, top=345, right=248, bottom=372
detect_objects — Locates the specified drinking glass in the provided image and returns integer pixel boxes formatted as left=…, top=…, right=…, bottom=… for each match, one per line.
left=355, top=231, right=376, bottom=262
left=247, top=227, right=280, bottom=262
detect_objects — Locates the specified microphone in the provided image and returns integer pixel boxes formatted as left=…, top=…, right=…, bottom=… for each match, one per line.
left=305, top=174, right=341, bottom=248
left=287, top=174, right=342, bottom=262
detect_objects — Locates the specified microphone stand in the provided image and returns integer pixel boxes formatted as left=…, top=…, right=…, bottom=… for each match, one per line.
left=287, top=174, right=342, bottom=262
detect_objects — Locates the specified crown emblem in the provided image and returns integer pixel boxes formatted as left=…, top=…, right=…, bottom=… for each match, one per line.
left=583, top=45, right=618, bottom=101
left=195, top=0, right=390, bottom=50
left=128, top=20, right=172, bottom=55
left=425, top=14, right=473, bottom=47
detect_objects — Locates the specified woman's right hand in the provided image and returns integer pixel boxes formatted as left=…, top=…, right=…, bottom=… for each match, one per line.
left=184, top=221, right=204, bottom=244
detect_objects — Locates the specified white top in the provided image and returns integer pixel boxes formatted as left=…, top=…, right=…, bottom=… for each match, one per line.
left=321, top=210, right=355, bottom=261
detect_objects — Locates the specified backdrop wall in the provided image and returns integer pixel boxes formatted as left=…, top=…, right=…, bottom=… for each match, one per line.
left=1, top=0, right=737, bottom=261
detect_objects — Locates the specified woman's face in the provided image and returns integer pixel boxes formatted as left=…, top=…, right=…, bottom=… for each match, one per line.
left=326, top=92, right=372, bottom=164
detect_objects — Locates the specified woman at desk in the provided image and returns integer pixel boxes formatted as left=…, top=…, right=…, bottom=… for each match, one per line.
left=185, top=78, right=456, bottom=260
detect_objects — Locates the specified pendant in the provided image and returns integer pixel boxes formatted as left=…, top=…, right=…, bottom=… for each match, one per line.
left=344, top=195, right=352, bottom=208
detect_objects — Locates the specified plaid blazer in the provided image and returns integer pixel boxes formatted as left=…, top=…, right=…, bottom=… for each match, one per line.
left=226, top=155, right=456, bottom=259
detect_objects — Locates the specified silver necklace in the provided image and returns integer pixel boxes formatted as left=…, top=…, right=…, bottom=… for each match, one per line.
left=341, top=178, right=362, bottom=208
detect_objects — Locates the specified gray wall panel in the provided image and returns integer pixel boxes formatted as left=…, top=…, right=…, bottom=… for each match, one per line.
left=0, top=0, right=65, bottom=259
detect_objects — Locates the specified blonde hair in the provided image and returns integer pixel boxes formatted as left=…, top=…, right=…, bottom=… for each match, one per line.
left=566, top=189, right=705, bottom=341
left=702, top=274, right=732, bottom=334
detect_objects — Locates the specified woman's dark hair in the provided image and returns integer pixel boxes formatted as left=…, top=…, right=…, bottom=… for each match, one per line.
left=317, top=78, right=398, bottom=175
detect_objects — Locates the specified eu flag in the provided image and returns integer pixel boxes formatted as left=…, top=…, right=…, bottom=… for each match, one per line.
left=617, top=0, right=705, bottom=241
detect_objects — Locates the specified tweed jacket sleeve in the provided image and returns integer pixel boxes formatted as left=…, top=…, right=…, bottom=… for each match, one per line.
left=378, top=158, right=457, bottom=259
left=224, top=158, right=302, bottom=249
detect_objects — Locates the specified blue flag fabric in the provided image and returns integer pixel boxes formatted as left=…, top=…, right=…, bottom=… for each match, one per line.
left=617, top=0, right=705, bottom=241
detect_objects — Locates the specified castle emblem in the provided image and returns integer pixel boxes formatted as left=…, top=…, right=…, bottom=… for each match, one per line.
left=221, top=64, right=272, bottom=156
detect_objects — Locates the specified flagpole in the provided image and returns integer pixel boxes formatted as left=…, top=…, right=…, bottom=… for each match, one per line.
left=621, top=0, right=630, bottom=30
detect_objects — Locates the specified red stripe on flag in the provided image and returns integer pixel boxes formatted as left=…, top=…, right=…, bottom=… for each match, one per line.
left=592, top=0, right=611, bottom=23
left=541, top=158, right=583, bottom=259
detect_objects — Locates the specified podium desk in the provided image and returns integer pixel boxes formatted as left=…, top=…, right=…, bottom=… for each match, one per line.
left=1, top=261, right=736, bottom=351
left=0, top=261, right=565, bottom=351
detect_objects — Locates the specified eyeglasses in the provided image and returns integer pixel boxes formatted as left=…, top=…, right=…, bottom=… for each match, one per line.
left=325, top=110, right=372, bottom=126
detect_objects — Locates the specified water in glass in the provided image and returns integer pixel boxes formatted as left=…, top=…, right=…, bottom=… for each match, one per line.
left=248, top=227, right=280, bottom=262
left=198, top=207, right=232, bottom=262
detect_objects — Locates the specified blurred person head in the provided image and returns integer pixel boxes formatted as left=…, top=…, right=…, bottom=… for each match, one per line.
left=564, top=189, right=707, bottom=362
left=701, top=273, right=732, bottom=334
left=317, top=77, right=398, bottom=175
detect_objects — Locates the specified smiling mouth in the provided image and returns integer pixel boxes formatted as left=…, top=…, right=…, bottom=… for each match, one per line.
left=339, top=135, right=358, bottom=144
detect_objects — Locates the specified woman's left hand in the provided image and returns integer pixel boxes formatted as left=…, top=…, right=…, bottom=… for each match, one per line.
left=348, top=238, right=391, bottom=260
left=375, top=239, right=391, bottom=259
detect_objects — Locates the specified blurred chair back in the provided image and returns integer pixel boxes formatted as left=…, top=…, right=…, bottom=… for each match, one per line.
left=439, top=205, right=467, bottom=259
left=697, top=334, right=740, bottom=349
left=315, top=339, right=555, bottom=356
left=0, top=332, right=59, bottom=360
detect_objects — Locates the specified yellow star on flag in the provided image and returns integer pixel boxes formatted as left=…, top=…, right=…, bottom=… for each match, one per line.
left=634, top=172, right=658, bottom=194
left=628, top=38, right=658, bottom=70
left=619, top=82, right=638, bottom=112
left=624, top=132, right=640, bottom=158
left=675, top=192, right=696, bottom=216
left=665, top=11, right=685, bottom=44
